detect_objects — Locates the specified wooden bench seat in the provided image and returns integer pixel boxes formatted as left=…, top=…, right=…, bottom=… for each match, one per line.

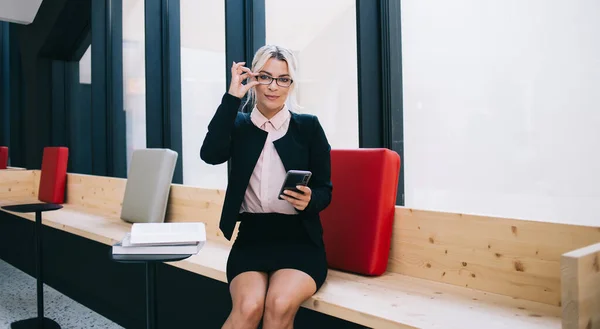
left=0, top=197, right=561, bottom=328
left=1, top=170, right=598, bottom=328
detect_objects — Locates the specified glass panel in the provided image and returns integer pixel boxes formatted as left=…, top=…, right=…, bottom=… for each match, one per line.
left=122, top=0, right=146, bottom=169
left=402, top=1, right=600, bottom=225
left=180, top=0, right=227, bottom=189
left=266, top=0, right=359, bottom=149
left=79, top=45, right=91, bottom=84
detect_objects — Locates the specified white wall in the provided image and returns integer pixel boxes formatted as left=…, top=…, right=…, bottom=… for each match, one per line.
left=401, top=1, right=600, bottom=226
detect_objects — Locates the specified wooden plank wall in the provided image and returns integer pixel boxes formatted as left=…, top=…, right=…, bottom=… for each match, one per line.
left=65, top=173, right=126, bottom=217
left=390, top=209, right=600, bottom=306
left=2, top=171, right=600, bottom=307
left=561, top=243, right=600, bottom=329
left=0, top=170, right=37, bottom=200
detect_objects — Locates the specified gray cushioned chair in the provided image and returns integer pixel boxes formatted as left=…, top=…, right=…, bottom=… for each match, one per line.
left=120, top=148, right=178, bottom=224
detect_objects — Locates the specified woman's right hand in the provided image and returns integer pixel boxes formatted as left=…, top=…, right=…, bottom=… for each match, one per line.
left=228, top=61, right=260, bottom=99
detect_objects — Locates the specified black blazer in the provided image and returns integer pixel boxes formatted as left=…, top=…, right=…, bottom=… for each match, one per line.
left=200, top=93, right=333, bottom=247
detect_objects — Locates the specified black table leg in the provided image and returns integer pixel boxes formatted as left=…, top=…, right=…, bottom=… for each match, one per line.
left=146, top=262, right=157, bottom=329
left=10, top=210, right=61, bottom=329
left=36, top=210, right=44, bottom=323
left=110, top=254, right=191, bottom=329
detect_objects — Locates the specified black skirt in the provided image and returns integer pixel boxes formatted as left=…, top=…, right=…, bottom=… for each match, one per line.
left=226, top=212, right=328, bottom=291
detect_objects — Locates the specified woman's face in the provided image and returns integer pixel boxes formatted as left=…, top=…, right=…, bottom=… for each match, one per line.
left=254, top=58, right=292, bottom=116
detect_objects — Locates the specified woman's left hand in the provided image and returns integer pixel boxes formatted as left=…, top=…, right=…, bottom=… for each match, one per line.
left=280, top=186, right=312, bottom=211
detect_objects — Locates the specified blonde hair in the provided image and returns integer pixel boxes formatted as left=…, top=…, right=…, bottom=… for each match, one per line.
left=243, top=44, right=301, bottom=112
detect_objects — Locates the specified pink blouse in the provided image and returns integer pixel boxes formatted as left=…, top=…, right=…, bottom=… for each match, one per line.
left=239, top=106, right=298, bottom=215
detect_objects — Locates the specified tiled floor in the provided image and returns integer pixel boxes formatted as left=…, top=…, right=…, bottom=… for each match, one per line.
left=0, top=259, right=123, bottom=329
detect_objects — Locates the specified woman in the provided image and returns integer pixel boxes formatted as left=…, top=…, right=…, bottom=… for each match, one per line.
left=200, top=44, right=332, bottom=329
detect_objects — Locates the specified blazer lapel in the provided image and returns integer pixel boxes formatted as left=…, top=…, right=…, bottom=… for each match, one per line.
left=273, top=117, right=308, bottom=172
left=238, top=115, right=268, bottom=176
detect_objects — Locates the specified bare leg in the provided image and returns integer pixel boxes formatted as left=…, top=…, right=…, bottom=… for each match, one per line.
left=262, top=269, right=317, bottom=329
left=222, top=271, right=269, bottom=329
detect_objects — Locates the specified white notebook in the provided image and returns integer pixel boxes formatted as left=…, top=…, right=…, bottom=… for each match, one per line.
left=129, top=222, right=206, bottom=245
left=112, top=233, right=202, bottom=255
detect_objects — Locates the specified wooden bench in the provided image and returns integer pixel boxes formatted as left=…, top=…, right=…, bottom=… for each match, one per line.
left=1, top=169, right=599, bottom=329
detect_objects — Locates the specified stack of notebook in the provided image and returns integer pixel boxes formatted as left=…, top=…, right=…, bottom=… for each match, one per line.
left=112, top=222, right=206, bottom=255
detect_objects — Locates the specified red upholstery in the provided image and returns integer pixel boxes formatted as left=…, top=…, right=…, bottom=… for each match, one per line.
left=320, top=149, right=401, bottom=276
left=38, top=147, right=69, bottom=204
left=0, top=146, right=8, bottom=169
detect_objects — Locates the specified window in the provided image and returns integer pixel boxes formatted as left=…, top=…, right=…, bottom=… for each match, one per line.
left=71, top=44, right=92, bottom=174
left=122, top=0, right=146, bottom=169
left=79, top=45, right=91, bottom=84
left=402, top=1, right=600, bottom=225
left=180, top=0, right=227, bottom=189
left=265, top=0, right=359, bottom=149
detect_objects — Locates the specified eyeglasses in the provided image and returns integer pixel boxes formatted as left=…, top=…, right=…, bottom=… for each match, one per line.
left=256, top=74, right=294, bottom=87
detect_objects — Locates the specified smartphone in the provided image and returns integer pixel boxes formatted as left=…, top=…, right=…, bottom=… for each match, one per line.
left=278, top=170, right=312, bottom=200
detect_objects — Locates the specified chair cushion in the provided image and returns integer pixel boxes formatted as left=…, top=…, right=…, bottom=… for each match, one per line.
left=120, top=149, right=178, bottom=224
left=320, top=149, right=401, bottom=276
left=0, top=147, right=8, bottom=169
left=38, top=147, right=69, bottom=204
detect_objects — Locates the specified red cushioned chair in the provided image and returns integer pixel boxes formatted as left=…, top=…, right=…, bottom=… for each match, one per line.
left=320, top=148, right=401, bottom=276
left=0, top=146, right=8, bottom=169
left=1, top=146, right=69, bottom=329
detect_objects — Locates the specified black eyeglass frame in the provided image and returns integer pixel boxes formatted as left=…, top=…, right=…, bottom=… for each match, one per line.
left=255, top=74, right=294, bottom=87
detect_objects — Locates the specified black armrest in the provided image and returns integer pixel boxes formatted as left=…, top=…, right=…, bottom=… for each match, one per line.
left=1, top=203, right=63, bottom=213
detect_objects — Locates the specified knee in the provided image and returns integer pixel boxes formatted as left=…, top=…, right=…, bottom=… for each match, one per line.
left=265, top=295, right=295, bottom=319
left=235, top=297, right=264, bottom=324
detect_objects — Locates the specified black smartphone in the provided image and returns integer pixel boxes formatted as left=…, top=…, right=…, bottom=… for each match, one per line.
left=278, top=170, right=312, bottom=200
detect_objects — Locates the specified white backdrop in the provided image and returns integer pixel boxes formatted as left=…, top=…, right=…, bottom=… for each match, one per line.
left=401, top=0, right=600, bottom=226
